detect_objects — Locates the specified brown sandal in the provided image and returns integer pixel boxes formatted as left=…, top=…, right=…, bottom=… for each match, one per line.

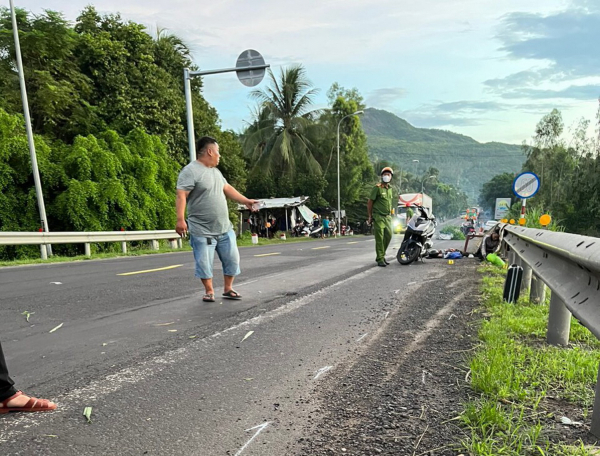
left=202, top=293, right=215, bottom=302
left=222, top=290, right=242, bottom=300
left=0, top=391, right=57, bottom=414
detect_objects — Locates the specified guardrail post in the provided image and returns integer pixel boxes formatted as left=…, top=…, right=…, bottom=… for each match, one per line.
left=591, top=368, right=600, bottom=438
left=40, top=245, right=48, bottom=260
left=530, top=274, right=546, bottom=304
left=151, top=240, right=159, bottom=251
left=121, top=241, right=127, bottom=254
left=169, top=240, right=177, bottom=249
left=177, top=238, right=182, bottom=249
left=84, top=243, right=91, bottom=257
left=507, top=249, right=515, bottom=265
left=547, top=292, right=571, bottom=346
left=520, top=262, right=532, bottom=293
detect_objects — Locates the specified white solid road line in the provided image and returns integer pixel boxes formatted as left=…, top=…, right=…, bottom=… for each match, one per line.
left=0, top=268, right=378, bottom=444
left=235, top=279, right=258, bottom=287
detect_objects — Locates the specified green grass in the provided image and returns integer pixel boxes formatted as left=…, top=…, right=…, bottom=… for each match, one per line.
left=460, top=264, right=600, bottom=455
left=440, top=224, right=466, bottom=240
left=0, top=233, right=351, bottom=267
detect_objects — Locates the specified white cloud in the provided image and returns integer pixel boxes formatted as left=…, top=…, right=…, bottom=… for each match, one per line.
left=366, top=88, right=407, bottom=109
left=15, top=0, right=594, bottom=144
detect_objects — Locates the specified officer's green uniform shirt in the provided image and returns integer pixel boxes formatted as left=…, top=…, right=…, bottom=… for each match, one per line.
left=369, top=184, right=394, bottom=217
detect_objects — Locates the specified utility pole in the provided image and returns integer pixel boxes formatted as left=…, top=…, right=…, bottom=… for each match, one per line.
left=10, top=0, right=51, bottom=258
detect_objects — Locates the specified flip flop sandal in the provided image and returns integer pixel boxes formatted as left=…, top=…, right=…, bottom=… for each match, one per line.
left=0, top=391, right=57, bottom=414
left=202, top=294, right=215, bottom=302
left=222, top=290, right=242, bottom=300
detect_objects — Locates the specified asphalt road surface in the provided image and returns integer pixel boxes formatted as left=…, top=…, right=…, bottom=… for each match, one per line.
left=0, top=234, right=469, bottom=455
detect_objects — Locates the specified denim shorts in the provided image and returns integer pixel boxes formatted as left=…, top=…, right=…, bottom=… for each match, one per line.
left=189, top=230, right=241, bottom=279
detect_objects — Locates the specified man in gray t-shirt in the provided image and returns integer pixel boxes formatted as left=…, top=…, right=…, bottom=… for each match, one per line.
left=176, top=136, right=257, bottom=303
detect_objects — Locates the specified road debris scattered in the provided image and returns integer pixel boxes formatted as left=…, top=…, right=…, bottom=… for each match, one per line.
left=83, top=407, right=93, bottom=423
left=49, top=323, right=63, bottom=333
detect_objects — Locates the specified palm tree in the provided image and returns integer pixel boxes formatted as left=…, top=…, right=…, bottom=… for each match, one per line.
left=243, top=64, right=323, bottom=177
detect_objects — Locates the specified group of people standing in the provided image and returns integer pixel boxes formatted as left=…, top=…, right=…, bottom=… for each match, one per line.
left=246, top=213, right=278, bottom=238
left=312, top=215, right=336, bottom=238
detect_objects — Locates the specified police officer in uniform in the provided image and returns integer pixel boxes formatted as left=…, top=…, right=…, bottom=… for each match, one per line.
left=368, top=167, right=395, bottom=267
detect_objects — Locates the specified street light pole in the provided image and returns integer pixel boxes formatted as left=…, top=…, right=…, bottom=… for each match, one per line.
left=397, top=166, right=402, bottom=193
left=336, top=110, right=363, bottom=236
left=421, top=175, right=435, bottom=194
left=10, top=0, right=50, bottom=259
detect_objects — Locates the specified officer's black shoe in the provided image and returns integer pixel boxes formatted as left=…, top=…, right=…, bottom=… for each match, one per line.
left=377, top=261, right=387, bottom=267
left=384, top=260, right=390, bottom=265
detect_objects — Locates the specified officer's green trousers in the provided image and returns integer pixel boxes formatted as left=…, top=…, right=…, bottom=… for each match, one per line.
left=373, top=215, right=392, bottom=262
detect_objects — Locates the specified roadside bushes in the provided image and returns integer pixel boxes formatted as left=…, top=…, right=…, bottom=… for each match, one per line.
left=0, top=109, right=179, bottom=259
left=440, top=225, right=466, bottom=240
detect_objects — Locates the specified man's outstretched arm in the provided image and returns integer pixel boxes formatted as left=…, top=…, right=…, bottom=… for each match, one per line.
left=224, top=184, right=257, bottom=210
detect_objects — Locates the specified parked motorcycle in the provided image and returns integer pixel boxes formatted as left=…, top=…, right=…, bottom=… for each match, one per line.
left=340, top=225, right=353, bottom=236
left=301, top=225, right=323, bottom=238
left=397, top=206, right=436, bottom=265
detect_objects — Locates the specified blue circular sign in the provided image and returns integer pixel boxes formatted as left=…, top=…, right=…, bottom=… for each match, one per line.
left=513, top=172, right=540, bottom=199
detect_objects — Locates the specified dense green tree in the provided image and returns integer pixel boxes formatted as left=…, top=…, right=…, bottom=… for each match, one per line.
left=0, top=8, right=97, bottom=140
left=0, top=108, right=180, bottom=259
left=0, top=6, right=224, bottom=163
left=483, top=107, right=600, bottom=236
left=479, top=173, right=515, bottom=214
left=314, top=89, right=373, bottom=215
left=244, top=65, right=322, bottom=176
left=326, top=82, right=365, bottom=109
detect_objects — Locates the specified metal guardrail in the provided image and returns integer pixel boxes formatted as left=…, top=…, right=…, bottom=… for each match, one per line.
left=500, top=224, right=600, bottom=437
left=0, top=230, right=182, bottom=258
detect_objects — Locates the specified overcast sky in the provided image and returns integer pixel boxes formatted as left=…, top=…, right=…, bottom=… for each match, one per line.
left=14, top=0, right=600, bottom=144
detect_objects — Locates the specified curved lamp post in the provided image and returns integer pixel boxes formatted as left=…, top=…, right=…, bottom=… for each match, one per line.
left=421, top=175, right=436, bottom=194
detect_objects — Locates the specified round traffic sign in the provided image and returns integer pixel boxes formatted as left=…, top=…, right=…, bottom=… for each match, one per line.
left=513, top=172, right=540, bottom=199
left=236, top=49, right=266, bottom=87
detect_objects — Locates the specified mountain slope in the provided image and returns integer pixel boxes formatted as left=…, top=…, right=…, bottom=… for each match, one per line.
left=361, top=108, right=525, bottom=199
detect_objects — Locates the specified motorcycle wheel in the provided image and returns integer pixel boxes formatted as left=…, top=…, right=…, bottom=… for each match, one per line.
left=397, top=244, right=421, bottom=265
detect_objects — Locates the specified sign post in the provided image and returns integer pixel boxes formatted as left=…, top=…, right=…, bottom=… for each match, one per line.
left=184, top=49, right=269, bottom=162
left=512, top=172, right=541, bottom=222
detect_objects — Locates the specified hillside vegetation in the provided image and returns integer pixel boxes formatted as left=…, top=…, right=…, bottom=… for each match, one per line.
left=362, top=108, right=525, bottom=198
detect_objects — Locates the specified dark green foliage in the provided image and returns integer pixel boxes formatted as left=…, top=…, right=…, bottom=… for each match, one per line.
left=482, top=108, right=600, bottom=236
left=479, top=173, right=515, bottom=215
left=0, top=6, right=221, bottom=163
left=0, top=108, right=179, bottom=259
left=243, top=79, right=373, bottom=219
left=0, top=7, right=246, bottom=260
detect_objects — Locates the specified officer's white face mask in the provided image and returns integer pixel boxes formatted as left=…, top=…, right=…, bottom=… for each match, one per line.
left=382, top=175, right=392, bottom=183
